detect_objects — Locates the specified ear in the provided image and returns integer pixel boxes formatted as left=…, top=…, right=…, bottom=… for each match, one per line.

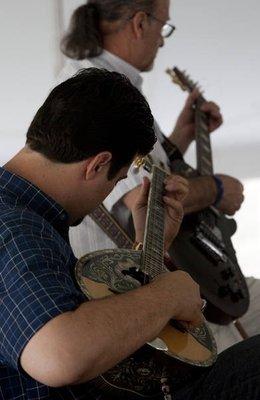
left=84, top=152, right=112, bottom=181
left=131, top=11, right=149, bottom=39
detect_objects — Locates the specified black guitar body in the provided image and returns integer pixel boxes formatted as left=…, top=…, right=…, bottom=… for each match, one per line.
left=169, top=206, right=249, bottom=324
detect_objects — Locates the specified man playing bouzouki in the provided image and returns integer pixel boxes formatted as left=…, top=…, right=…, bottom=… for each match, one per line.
left=1, top=68, right=260, bottom=400
left=59, top=0, right=260, bottom=352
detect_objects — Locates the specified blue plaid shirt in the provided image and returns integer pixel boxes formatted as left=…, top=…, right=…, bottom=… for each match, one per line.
left=0, top=167, right=110, bottom=400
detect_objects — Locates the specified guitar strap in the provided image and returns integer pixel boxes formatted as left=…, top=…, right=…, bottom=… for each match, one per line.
left=161, top=134, right=197, bottom=178
left=160, top=134, right=183, bottom=164
left=90, top=204, right=133, bottom=249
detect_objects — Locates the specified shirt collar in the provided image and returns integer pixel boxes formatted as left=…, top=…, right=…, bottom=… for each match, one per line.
left=0, top=167, right=69, bottom=236
left=93, top=50, right=144, bottom=91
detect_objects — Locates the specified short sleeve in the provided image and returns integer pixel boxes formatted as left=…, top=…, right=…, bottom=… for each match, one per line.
left=0, top=230, right=85, bottom=370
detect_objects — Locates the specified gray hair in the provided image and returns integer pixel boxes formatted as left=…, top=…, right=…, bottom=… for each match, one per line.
left=61, top=0, right=156, bottom=59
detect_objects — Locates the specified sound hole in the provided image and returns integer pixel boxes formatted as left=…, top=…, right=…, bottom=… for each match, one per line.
left=122, top=267, right=150, bottom=285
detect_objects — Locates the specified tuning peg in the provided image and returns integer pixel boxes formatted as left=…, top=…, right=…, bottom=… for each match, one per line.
left=166, top=68, right=174, bottom=75
left=134, top=157, right=144, bottom=169
left=132, top=157, right=143, bottom=174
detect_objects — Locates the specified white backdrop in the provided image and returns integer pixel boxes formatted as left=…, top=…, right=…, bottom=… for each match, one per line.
left=0, top=0, right=259, bottom=276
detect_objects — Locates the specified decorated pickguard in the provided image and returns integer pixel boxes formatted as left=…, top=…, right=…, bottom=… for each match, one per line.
left=188, top=324, right=215, bottom=351
left=76, top=249, right=143, bottom=296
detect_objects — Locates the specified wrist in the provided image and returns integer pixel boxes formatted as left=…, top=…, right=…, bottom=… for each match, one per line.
left=184, top=176, right=216, bottom=214
left=164, top=238, right=174, bottom=253
left=170, top=129, right=193, bottom=154
left=164, top=252, right=177, bottom=271
left=212, top=175, right=224, bottom=207
left=133, top=226, right=144, bottom=244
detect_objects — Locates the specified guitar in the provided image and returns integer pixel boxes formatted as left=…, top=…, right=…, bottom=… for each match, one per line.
left=75, top=157, right=217, bottom=399
left=165, top=67, right=249, bottom=325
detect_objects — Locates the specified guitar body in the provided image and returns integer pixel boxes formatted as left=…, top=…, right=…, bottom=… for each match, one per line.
left=75, top=248, right=217, bottom=398
left=169, top=207, right=249, bottom=324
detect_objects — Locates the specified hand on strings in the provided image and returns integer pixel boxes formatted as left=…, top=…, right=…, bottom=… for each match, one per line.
left=163, top=174, right=189, bottom=250
left=132, top=175, right=189, bottom=249
left=151, top=270, right=204, bottom=327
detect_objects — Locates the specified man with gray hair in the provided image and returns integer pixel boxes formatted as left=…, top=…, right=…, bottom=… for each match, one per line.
left=58, top=0, right=259, bottom=353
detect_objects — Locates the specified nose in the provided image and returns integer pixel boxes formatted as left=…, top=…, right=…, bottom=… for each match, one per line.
left=159, top=36, right=165, bottom=47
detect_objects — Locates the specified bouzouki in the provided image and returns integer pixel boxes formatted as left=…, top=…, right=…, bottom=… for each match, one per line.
left=75, top=157, right=217, bottom=399
left=165, top=67, right=249, bottom=325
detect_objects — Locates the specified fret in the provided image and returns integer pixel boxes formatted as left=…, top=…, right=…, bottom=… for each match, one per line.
left=195, top=108, right=214, bottom=176
left=202, top=145, right=211, bottom=158
left=200, top=132, right=210, bottom=143
left=200, top=119, right=209, bottom=132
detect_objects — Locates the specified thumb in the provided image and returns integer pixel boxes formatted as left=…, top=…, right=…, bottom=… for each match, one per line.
left=135, top=177, right=150, bottom=208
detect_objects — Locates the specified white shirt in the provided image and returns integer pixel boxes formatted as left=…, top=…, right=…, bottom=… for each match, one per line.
left=58, top=51, right=169, bottom=258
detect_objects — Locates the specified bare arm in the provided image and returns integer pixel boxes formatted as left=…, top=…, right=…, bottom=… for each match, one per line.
left=183, top=174, right=244, bottom=215
left=20, top=271, right=203, bottom=387
left=124, top=175, right=244, bottom=217
left=183, top=176, right=217, bottom=214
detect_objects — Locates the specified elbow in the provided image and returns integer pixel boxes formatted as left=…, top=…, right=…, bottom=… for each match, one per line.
left=42, top=361, right=94, bottom=388
left=24, top=350, right=96, bottom=388
left=21, top=340, right=98, bottom=388
left=20, top=311, right=107, bottom=387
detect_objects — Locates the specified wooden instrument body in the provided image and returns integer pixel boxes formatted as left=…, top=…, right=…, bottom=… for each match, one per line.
left=75, top=248, right=217, bottom=398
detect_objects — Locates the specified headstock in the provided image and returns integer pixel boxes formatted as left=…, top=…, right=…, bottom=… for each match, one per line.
left=166, top=67, right=198, bottom=94
left=134, top=155, right=153, bottom=174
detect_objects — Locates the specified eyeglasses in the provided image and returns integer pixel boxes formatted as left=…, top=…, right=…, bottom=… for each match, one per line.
left=147, top=14, right=176, bottom=38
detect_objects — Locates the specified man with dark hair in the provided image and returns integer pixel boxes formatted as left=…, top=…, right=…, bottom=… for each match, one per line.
left=59, top=0, right=260, bottom=352
left=0, top=67, right=186, bottom=398
left=1, top=68, right=260, bottom=400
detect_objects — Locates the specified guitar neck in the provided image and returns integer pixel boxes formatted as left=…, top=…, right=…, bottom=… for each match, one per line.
left=142, top=165, right=166, bottom=279
left=195, top=96, right=214, bottom=176
left=168, top=67, right=214, bottom=176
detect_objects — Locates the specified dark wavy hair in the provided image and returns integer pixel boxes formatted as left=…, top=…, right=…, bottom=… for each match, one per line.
left=26, top=68, right=155, bottom=179
left=61, top=0, right=156, bottom=59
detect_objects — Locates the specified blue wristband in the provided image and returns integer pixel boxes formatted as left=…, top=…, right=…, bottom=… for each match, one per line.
left=212, top=175, right=224, bottom=207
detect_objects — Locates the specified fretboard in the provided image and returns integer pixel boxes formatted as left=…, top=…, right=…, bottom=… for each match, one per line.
left=195, top=97, right=214, bottom=176
left=141, top=165, right=166, bottom=279
left=167, top=67, right=214, bottom=177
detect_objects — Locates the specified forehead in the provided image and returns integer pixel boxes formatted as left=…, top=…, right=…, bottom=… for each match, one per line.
left=154, top=0, right=170, bottom=20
